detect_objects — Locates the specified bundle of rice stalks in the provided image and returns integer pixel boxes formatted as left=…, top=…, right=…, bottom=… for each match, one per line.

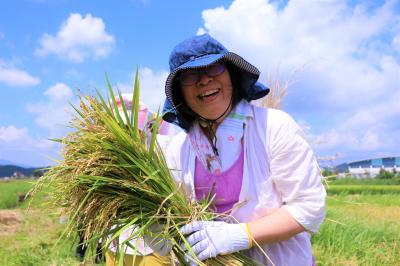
left=32, top=71, right=257, bottom=265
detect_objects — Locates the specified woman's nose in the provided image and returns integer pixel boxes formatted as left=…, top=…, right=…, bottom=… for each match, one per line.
left=197, top=71, right=212, bottom=86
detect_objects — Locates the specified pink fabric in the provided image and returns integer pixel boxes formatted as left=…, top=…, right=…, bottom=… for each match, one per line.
left=189, top=121, right=223, bottom=175
left=116, top=96, right=173, bottom=135
left=158, top=120, right=172, bottom=135
left=194, top=144, right=244, bottom=214
left=116, top=96, right=148, bottom=129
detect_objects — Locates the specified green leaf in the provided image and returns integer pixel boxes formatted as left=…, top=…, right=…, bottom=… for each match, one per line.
left=106, top=74, right=125, bottom=126
left=132, top=67, right=140, bottom=135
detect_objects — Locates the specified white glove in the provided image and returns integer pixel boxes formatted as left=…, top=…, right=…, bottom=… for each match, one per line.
left=180, top=221, right=251, bottom=262
left=142, top=224, right=172, bottom=256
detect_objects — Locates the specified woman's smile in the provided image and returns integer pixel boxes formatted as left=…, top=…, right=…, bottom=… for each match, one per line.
left=198, top=88, right=220, bottom=100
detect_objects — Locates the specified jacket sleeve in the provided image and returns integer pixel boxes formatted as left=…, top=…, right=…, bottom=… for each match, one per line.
left=164, top=132, right=184, bottom=182
left=267, top=109, right=326, bottom=233
left=163, top=131, right=194, bottom=199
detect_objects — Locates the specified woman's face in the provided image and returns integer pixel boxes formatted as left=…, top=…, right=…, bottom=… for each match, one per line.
left=179, top=63, right=233, bottom=120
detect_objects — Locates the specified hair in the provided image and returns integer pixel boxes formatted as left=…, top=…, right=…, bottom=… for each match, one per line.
left=172, top=61, right=244, bottom=128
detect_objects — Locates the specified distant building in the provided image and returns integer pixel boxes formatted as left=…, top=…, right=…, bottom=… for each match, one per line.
left=335, top=156, right=400, bottom=178
left=12, top=171, right=25, bottom=179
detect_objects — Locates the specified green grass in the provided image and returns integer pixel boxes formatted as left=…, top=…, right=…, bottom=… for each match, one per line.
left=0, top=179, right=36, bottom=209
left=328, top=193, right=400, bottom=206
left=2, top=179, right=400, bottom=265
left=328, top=177, right=400, bottom=186
left=312, top=194, right=400, bottom=265
left=326, top=185, right=400, bottom=195
left=0, top=179, right=54, bottom=209
left=0, top=179, right=100, bottom=266
left=0, top=208, right=79, bottom=266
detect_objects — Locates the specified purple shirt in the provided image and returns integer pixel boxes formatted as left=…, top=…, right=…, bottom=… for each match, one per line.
left=194, top=144, right=244, bottom=214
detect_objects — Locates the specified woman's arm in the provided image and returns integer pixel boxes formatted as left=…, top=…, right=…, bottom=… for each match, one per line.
left=248, top=208, right=304, bottom=245
left=244, top=110, right=326, bottom=246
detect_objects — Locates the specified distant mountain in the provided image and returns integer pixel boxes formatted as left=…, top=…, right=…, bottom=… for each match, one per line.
left=0, top=165, right=46, bottom=178
left=0, top=159, right=16, bottom=165
left=0, top=159, right=33, bottom=168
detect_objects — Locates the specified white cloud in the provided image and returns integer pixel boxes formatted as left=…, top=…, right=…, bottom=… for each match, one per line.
left=0, top=126, right=28, bottom=142
left=0, top=125, right=56, bottom=166
left=116, top=67, right=168, bottom=111
left=393, top=33, right=400, bottom=51
left=0, top=61, right=40, bottom=87
left=35, top=13, right=115, bottom=63
left=27, top=83, right=75, bottom=136
left=3, top=83, right=78, bottom=166
left=0, top=126, right=52, bottom=150
left=44, top=83, right=73, bottom=101
left=317, top=87, right=400, bottom=145
left=0, top=32, right=4, bottom=39
left=199, top=0, right=400, bottom=162
left=64, top=68, right=83, bottom=80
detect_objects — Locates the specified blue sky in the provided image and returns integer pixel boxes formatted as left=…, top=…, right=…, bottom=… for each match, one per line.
left=0, top=0, right=399, bottom=167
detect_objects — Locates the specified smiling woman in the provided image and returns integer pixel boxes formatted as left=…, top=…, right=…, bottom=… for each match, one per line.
left=123, top=33, right=327, bottom=266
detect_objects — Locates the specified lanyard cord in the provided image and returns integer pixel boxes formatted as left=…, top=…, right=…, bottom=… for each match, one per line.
left=197, top=96, right=233, bottom=156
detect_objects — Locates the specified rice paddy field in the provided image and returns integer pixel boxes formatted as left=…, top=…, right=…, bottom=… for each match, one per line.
left=0, top=178, right=399, bottom=266
left=0, top=179, right=80, bottom=266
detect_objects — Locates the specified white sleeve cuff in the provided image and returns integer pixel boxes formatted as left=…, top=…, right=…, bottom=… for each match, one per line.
left=282, top=204, right=325, bottom=233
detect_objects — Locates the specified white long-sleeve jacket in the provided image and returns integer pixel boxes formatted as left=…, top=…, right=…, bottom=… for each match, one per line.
left=165, top=104, right=326, bottom=266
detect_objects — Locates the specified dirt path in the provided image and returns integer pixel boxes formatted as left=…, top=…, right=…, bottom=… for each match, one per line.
left=0, top=209, right=23, bottom=236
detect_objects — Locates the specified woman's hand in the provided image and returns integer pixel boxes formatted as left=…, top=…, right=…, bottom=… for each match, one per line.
left=142, top=224, right=172, bottom=256
left=180, top=221, right=251, bottom=262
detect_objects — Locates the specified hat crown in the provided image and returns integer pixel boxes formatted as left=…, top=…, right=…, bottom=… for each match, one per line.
left=169, top=34, right=228, bottom=72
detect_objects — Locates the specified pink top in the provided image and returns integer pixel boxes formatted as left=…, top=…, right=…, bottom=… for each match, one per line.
left=194, top=144, right=244, bottom=214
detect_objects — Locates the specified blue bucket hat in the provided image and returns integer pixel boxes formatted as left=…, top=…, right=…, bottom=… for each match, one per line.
left=162, top=33, right=269, bottom=131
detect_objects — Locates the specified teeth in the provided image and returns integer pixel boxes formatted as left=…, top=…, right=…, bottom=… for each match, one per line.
left=199, top=89, right=219, bottom=98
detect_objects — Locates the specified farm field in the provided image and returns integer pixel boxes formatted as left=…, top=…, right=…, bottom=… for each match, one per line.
left=0, top=178, right=399, bottom=265
left=0, top=179, right=81, bottom=266
left=312, top=193, right=400, bottom=265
